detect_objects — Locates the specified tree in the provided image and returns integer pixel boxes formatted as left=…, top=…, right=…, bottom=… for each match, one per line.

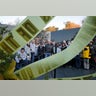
left=0, top=34, right=2, bottom=41
left=0, top=49, right=19, bottom=80
left=0, top=25, right=10, bottom=40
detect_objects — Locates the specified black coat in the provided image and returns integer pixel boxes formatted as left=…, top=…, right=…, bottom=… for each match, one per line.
left=61, top=46, right=67, bottom=51
left=45, top=44, right=53, bottom=53
left=38, top=46, right=45, bottom=56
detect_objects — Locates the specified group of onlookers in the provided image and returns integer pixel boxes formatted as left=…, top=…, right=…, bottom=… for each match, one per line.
left=15, top=37, right=96, bottom=71
left=72, top=39, right=96, bottom=70
left=15, top=38, right=71, bottom=70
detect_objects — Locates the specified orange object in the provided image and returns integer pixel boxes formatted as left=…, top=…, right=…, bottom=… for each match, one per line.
left=64, top=21, right=80, bottom=29
left=45, top=26, right=58, bottom=32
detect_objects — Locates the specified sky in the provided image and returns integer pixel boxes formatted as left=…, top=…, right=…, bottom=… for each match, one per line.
left=0, top=16, right=86, bottom=30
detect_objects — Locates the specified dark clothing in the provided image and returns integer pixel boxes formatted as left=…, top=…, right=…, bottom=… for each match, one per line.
left=75, top=55, right=81, bottom=68
left=45, top=44, right=53, bottom=54
left=89, top=45, right=96, bottom=68
left=19, top=59, right=28, bottom=67
left=38, top=46, right=45, bottom=56
left=90, top=45, right=96, bottom=56
left=31, top=52, right=35, bottom=63
left=38, top=46, right=45, bottom=59
left=61, top=46, right=67, bottom=51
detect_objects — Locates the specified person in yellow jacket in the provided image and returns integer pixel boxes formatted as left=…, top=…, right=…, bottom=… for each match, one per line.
left=82, top=45, right=91, bottom=69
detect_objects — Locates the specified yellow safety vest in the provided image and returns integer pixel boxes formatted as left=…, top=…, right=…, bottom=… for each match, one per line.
left=82, top=46, right=91, bottom=59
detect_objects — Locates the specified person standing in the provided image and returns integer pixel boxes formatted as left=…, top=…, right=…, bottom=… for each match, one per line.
left=38, top=42, right=45, bottom=60
left=18, top=48, right=28, bottom=67
left=56, top=43, right=61, bottom=53
left=51, top=41, right=57, bottom=78
left=66, top=40, right=71, bottom=47
left=15, top=51, right=21, bottom=70
left=52, top=41, right=57, bottom=54
left=35, top=42, right=39, bottom=61
left=88, top=41, right=96, bottom=69
left=82, top=45, right=91, bottom=70
left=75, top=53, right=81, bottom=68
left=30, top=40, right=36, bottom=63
left=44, top=40, right=53, bottom=57
left=25, top=43, right=31, bottom=64
left=61, top=43, right=67, bottom=51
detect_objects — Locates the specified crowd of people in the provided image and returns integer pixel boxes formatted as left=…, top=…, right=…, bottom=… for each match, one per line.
left=15, top=37, right=96, bottom=71
left=66, top=38, right=96, bottom=70
left=15, top=37, right=71, bottom=70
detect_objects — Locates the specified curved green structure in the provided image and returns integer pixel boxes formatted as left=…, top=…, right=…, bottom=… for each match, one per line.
left=0, top=16, right=53, bottom=54
left=15, top=16, right=96, bottom=80
left=1, top=16, right=96, bottom=80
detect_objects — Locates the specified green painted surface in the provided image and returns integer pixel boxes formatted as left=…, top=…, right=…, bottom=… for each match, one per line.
left=15, top=16, right=96, bottom=80
left=1, top=16, right=96, bottom=80
left=0, top=16, right=53, bottom=54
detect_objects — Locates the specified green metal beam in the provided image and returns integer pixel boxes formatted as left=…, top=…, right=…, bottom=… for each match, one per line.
left=15, top=16, right=96, bottom=80
left=1, top=16, right=96, bottom=80
left=0, top=16, right=53, bottom=54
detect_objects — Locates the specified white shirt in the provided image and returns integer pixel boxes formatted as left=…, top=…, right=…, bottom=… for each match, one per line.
left=19, top=52, right=27, bottom=60
left=15, top=51, right=21, bottom=63
left=25, top=45, right=31, bottom=60
left=57, top=47, right=61, bottom=53
left=27, top=55, right=31, bottom=61
left=15, top=55, right=20, bottom=63
left=25, top=45, right=31, bottom=54
left=30, top=43, right=36, bottom=53
left=35, top=45, right=39, bottom=56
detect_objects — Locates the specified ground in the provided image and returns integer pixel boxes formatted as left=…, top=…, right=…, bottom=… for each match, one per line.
left=36, top=65, right=96, bottom=80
